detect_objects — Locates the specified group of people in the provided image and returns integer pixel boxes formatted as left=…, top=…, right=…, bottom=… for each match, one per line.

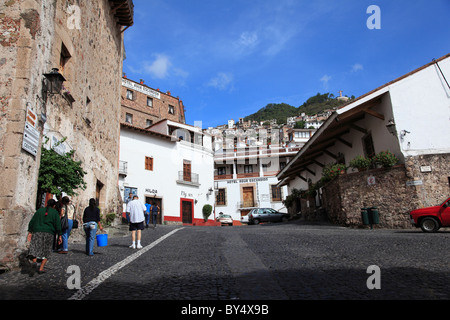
left=125, top=193, right=160, bottom=249
left=27, top=197, right=102, bottom=274
left=26, top=193, right=160, bottom=273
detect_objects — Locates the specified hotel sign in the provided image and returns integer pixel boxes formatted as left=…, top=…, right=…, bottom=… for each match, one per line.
left=122, top=79, right=161, bottom=100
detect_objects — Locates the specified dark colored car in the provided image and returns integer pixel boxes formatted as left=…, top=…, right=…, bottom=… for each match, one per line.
left=410, top=196, right=450, bottom=233
left=248, top=208, right=289, bottom=225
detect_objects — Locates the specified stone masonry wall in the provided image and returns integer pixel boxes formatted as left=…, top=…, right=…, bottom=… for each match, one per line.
left=321, top=165, right=420, bottom=229
left=0, top=0, right=128, bottom=269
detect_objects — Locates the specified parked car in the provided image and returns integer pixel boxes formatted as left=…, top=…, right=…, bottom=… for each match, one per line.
left=248, top=208, right=289, bottom=225
left=216, top=214, right=233, bottom=226
left=410, top=196, right=450, bottom=233
left=240, top=214, right=249, bottom=224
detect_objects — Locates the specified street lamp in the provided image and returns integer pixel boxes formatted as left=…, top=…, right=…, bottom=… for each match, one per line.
left=386, top=119, right=397, bottom=136
left=43, top=68, right=66, bottom=94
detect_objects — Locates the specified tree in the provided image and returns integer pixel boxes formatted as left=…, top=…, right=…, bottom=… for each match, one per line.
left=37, top=137, right=87, bottom=204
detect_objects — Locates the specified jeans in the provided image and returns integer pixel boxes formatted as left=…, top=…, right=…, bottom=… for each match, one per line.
left=84, top=222, right=97, bottom=256
left=145, top=213, right=150, bottom=226
left=152, top=214, right=157, bottom=226
left=61, top=219, right=73, bottom=252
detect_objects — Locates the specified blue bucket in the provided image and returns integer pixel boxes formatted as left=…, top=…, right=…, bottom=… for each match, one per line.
left=96, top=234, right=108, bottom=247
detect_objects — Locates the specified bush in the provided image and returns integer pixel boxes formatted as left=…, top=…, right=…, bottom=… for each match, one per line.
left=202, top=204, right=213, bottom=221
left=349, top=155, right=372, bottom=170
left=372, top=151, right=399, bottom=168
left=321, top=163, right=346, bottom=182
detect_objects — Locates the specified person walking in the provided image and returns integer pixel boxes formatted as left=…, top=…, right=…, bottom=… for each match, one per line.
left=144, top=200, right=152, bottom=228
left=27, top=199, right=62, bottom=274
left=126, top=195, right=146, bottom=249
left=151, top=202, right=159, bottom=229
left=59, top=196, right=74, bottom=254
left=82, top=198, right=103, bottom=256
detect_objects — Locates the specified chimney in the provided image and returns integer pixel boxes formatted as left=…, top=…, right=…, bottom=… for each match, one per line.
left=140, top=79, right=144, bottom=84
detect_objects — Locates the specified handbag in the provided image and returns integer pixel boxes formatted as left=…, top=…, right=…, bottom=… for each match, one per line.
left=60, top=204, right=69, bottom=230
left=72, top=219, right=79, bottom=229
left=61, top=213, right=69, bottom=230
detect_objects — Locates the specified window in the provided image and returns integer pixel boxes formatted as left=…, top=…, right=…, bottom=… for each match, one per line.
left=168, top=105, right=175, bottom=114
left=271, top=185, right=282, bottom=202
left=146, top=119, right=153, bottom=127
left=244, top=165, right=253, bottom=173
left=183, top=160, right=191, bottom=182
left=217, top=167, right=226, bottom=176
left=125, top=113, right=133, bottom=124
left=145, top=157, right=153, bottom=171
left=126, top=90, right=134, bottom=100
left=280, top=162, right=286, bottom=170
left=363, top=133, right=375, bottom=158
left=147, top=97, right=153, bottom=107
left=59, top=42, right=71, bottom=76
left=216, top=189, right=226, bottom=206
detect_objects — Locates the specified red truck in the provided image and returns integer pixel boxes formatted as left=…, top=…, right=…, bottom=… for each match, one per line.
left=410, top=196, right=450, bottom=233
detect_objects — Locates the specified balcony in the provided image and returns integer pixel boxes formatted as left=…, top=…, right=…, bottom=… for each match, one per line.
left=177, top=171, right=200, bottom=187
left=238, top=200, right=259, bottom=209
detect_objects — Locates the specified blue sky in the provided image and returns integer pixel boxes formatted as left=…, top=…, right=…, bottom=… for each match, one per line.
left=123, top=0, right=450, bottom=129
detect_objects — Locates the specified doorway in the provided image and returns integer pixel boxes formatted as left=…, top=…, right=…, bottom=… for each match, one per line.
left=181, top=199, right=193, bottom=224
left=145, top=197, right=162, bottom=225
left=242, top=187, right=255, bottom=207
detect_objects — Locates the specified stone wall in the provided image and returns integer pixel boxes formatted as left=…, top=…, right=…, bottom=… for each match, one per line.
left=0, top=0, right=130, bottom=269
left=404, top=153, right=450, bottom=208
left=322, top=165, right=420, bottom=229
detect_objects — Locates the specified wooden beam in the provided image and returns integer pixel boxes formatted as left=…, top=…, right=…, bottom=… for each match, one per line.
left=364, top=108, right=385, bottom=120
left=350, top=123, right=368, bottom=134
left=337, top=138, right=352, bottom=148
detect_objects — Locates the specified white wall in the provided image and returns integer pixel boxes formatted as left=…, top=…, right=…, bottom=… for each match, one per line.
left=389, top=57, right=450, bottom=157
left=119, top=127, right=215, bottom=223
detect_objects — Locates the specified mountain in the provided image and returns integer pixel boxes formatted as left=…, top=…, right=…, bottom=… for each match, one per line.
left=243, top=103, right=298, bottom=125
left=243, top=93, right=353, bottom=125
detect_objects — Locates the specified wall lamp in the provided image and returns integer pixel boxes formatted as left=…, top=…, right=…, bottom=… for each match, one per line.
left=386, top=119, right=397, bottom=136
left=43, top=68, right=66, bottom=94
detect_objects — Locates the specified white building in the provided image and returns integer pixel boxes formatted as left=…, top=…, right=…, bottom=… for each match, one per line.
left=119, top=120, right=215, bottom=225
left=277, top=53, right=450, bottom=227
left=214, top=145, right=300, bottom=223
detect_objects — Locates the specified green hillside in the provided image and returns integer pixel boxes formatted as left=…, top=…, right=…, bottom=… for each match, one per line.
left=244, top=93, right=354, bottom=125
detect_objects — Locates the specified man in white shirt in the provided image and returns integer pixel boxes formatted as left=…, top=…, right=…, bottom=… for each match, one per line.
left=125, top=195, right=146, bottom=249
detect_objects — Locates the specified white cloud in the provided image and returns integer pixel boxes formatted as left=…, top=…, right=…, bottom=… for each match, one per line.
left=320, top=74, right=332, bottom=86
left=238, top=31, right=259, bottom=48
left=207, top=72, right=234, bottom=91
left=351, top=63, right=364, bottom=72
left=144, top=54, right=171, bottom=79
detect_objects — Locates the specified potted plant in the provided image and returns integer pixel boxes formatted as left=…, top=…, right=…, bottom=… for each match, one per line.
left=372, top=151, right=399, bottom=168
left=349, top=155, right=372, bottom=171
left=322, top=163, right=347, bottom=182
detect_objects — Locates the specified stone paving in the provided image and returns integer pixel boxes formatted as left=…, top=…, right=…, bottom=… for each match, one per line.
left=0, top=221, right=449, bottom=301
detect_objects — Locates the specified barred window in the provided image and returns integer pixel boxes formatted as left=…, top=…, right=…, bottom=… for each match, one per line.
left=216, top=189, right=226, bottom=206
left=271, top=185, right=282, bottom=201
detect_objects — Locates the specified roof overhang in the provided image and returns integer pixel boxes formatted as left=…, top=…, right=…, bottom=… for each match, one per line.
left=277, top=88, right=389, bottom=183
left=110, top=0, right=134, bottom=27
left=120, top=122, right=178, bottom=142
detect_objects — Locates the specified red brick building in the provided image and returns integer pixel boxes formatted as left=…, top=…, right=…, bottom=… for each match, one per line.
left=121, top=77, right=186, bottom=128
